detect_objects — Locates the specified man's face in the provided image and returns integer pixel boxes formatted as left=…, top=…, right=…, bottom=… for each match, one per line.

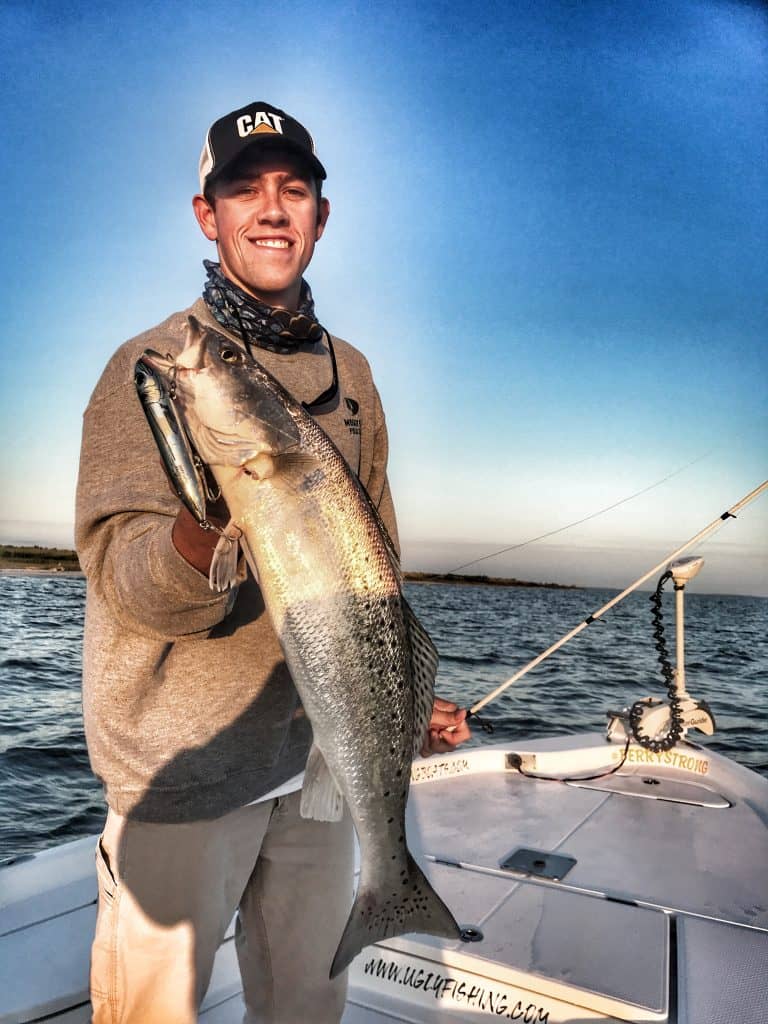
left=193, top=149, right=330, bottom=310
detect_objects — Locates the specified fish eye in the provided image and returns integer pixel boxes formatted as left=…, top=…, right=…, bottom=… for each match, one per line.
left=219, top=344, right=243, bottom=364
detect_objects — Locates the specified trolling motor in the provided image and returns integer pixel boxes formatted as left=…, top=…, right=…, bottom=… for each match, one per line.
left=607, top=557, right=716, bottom=752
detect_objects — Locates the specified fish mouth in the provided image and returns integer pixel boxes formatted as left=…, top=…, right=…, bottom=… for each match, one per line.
left=140, top=348, right=175, bottom=375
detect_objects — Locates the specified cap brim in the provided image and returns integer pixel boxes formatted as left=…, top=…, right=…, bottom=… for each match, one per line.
left=205, top=135, right=326, bottom=191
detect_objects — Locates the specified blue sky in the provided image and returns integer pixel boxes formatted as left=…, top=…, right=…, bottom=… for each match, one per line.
left=1, top=0, right=765, bottom=594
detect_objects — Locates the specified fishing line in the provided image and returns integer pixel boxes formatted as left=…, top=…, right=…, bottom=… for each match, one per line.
left=466, top=478, right=768, bottom=720
left=447, top=451, right=712, bottom=575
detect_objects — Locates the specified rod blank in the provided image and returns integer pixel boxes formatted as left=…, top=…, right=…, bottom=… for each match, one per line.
left=469, top=478, right=768, bottom=717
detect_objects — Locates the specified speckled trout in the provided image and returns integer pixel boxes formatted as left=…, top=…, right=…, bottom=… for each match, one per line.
left=138, top=317, right=459, bottom=977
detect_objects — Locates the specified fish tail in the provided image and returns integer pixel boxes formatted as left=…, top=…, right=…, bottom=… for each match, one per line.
left=329, top=853, right=460, bottom=979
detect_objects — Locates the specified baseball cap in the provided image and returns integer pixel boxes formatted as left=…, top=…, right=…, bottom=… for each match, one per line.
left=198, top=101, right=326, bottom=192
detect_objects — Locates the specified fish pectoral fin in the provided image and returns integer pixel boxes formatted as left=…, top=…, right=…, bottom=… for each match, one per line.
left=403, top=599, right=440, bottom=756
left=208, top=520, right=243, bottom=592
left=274, top=451, right=324, bottom=478
left=300, top=744, right=345, bottom=822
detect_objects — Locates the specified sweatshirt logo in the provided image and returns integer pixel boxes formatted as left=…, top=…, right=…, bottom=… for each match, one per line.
left=344, top=396, right=361, bottom=436
left=236, top=111, right=285, bottom=138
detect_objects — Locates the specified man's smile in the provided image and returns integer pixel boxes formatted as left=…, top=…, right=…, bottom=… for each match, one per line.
left=252, top=237, right=292, bottom=249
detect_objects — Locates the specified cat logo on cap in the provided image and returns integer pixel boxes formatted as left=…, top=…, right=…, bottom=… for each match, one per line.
left=236, top=111, right=285, bottom=138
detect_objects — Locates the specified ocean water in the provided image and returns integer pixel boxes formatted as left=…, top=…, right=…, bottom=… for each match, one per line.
left=1, top=573, right=766, bottom=864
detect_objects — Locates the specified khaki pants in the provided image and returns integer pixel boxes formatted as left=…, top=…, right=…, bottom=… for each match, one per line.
left=91, top=790, right=354, bottom=1024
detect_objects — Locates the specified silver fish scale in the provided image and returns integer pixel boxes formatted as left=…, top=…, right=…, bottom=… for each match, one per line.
left=286, top=593, right=413, bottom=822
left=250, top=411, right=418, bottom=862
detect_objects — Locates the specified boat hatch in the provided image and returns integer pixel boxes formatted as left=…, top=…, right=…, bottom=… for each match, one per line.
left=361, top=861, right=669, bottom=1022
left=482, top=881, right=668, bottom=1018
left=677, top=915, right=768, bottom=1024
left=565, top=773, right=730, bottom=807
left=499, top=847, right=577, bottom=881
left=559, top=787, right=768, bottom=928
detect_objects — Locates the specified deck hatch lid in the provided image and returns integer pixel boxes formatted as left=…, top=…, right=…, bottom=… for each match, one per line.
left=482, top=883, right=669, bottom=1016
left=500, top=847, right=577, bottom=881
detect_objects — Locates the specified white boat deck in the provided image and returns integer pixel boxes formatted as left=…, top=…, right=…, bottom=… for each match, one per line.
left=2, top=734, right=767, bottom=1023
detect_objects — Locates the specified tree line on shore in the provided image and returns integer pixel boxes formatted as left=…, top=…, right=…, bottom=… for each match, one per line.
left=0, top=545, right=81, bottom=571
left=0, top=546, right=572, bottom=588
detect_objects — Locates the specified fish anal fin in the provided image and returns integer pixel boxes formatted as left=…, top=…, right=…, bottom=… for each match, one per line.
left=300, top=744, right=344, bottom=822
left=403, top=599, right=440, bottom=757
left=330, top=853, right=459, bottom=978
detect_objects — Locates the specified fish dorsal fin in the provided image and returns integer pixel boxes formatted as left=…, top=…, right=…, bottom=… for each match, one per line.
left=403, top=599, right=439, bottom=756
left=352, top=477, right=401, bottom=581
left=373, top=499, right=401, bottom=580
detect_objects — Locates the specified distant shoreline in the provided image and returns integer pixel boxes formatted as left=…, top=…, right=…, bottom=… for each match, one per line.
left=0, top=545, right=81, bottom=573
left=0, top=567, right=85, bottom=577
left=0, top=545, right=573, bottom=590
left=403, top=571, right=577, bottom=590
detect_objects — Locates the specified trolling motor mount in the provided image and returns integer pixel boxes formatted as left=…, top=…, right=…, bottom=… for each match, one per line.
left=608, top=557, right=716, bottom=752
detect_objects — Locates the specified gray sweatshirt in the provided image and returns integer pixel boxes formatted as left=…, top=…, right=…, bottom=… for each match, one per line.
left=75, top=299, right=398, bottom=822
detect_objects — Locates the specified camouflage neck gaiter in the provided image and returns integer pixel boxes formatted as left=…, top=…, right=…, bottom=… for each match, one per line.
left=202, top=259, right=325, bottom=355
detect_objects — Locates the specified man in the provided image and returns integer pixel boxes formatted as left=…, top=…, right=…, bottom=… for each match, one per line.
left=75, top=101, right=470, bottom=1024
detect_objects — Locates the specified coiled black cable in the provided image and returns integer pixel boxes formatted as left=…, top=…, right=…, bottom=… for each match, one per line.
left=629, top=570, right=685, bottom=752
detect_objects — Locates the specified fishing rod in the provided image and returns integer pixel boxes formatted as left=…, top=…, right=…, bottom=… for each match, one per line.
left=447, top=450, right=712, bottom=574
left=466, top=477, right=768, bottom=723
